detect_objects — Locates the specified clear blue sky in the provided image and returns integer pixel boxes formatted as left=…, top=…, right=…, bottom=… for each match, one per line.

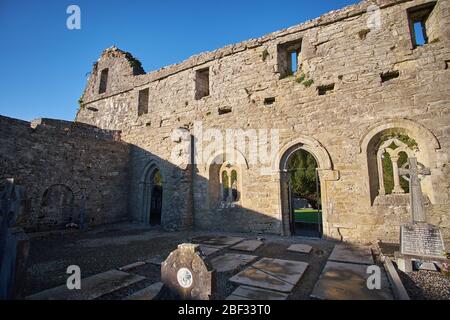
left=0, top=0, right=359, bottom=122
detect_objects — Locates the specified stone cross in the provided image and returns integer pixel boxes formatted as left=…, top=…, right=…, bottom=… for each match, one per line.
left=399, top=157, right=431, bottom=224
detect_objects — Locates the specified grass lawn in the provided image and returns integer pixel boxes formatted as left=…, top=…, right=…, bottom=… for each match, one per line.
left=294, top=209, right=322, bottom=224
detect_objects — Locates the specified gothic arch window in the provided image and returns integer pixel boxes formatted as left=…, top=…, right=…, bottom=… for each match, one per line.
left=219, top=162, right=240, bottom=203
left=377, top=138, right=415, bottom=195
left=365, top=128, right=423, bottom=204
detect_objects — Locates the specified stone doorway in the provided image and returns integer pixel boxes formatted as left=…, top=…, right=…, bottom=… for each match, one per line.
left=280, top=147, right=323, bottom=238
left=141, top=164, right=163, bottom=226
left=149, top=184, right=162, bottom=225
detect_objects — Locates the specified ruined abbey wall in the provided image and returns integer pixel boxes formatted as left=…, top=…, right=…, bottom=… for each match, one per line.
left=0, top=116, right=129, bottom=231
left=3, top=0, right=448, bottom=244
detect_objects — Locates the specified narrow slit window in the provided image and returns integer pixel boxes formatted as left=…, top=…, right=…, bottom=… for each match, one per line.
left=290, top=50, right=298, bottom=74
left=413, top=21, right=426, bottom=46
left=277, top=39, right=302, bottom=78
left=195, top=68, right=210, bottom=100
left=138, top=88, right=149, bottom=116
left=99, top=68, right=108, bottom=94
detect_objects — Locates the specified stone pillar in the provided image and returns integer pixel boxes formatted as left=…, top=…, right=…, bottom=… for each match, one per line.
left=391, top=156, right=404, bottom=194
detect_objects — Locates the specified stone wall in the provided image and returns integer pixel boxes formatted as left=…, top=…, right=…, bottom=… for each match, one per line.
left=0, top=116, right=129, bottom=231
left=75, top=0, right=450, bottom=244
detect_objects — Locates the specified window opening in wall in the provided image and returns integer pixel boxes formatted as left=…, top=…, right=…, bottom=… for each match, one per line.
left=99, top=68, right=108, bottom=94
left=138, top=88, right=149, bottom=116
left=195, top=68, right=210, bottom=100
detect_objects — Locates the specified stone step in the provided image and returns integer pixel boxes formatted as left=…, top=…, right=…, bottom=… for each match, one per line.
left=27, top=269, right=145, bottom=300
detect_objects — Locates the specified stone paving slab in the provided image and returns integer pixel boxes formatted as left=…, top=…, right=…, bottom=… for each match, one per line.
left=145, top=255, right=164, bottom=265
left=118, top=261, right=146, bottom=271
left=231, top=240, right=263, bottom=252
left=199, top=245, right=221, bottom=256
left=226, top=285, right=289, bottom=300
left=210, top=253, right=258, bottom=272
left=27, top=270, right=145, bottom=300
left=123, top=282, right=163, bottom=300
left=191, top=235, right=244, bottom=247
left=287, top=244, right=312, bottom=254
left=229, top=258, right=308, bottom=293
left=310, top=261, right=393, bottom=300
left=328, top=244, right=374, bottom=265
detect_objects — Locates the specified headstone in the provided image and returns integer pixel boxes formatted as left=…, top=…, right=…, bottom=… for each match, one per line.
left=0, top=179, right=30, bottom=300
left=160, top=243, right=215, bottom=300
left=397, top=158, right=446, bottom=267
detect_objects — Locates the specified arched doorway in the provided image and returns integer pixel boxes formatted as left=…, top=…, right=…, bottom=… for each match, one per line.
left=39, top=184, right=75, bottom=230
left=141, top=163, right=163, bottom=226
left=281, top=148, right=322, bottom=237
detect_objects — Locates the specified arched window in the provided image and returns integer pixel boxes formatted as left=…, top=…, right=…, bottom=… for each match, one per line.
left=219, top=162, right=240, bottom=203
left=376, top=136, right=416, bottom=196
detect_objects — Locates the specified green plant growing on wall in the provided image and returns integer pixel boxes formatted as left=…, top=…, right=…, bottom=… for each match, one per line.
left=295, top=74, right=306, bottom=84
left=303, top=79, right=314, bottom=87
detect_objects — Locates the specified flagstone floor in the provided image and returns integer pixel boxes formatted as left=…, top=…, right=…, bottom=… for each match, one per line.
left=24, top=223, right=393, bottom=300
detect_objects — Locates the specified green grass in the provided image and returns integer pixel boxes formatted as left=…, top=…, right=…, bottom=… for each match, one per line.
left=294, top=209, right=322, bottom=224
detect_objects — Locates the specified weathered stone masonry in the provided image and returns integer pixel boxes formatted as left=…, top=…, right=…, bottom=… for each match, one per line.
left=0, top=116, right=129, bottom=231
left=1, top=0, right=449, bottom=245
left=75, top=0, right=450, bottom=244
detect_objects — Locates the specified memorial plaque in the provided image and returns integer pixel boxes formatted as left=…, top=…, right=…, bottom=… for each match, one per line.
left=400, top=223, right=445, bottom=259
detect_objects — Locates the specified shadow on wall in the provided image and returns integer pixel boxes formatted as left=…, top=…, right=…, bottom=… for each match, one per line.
left=0, top=115, right=282, bottom=234
left=127, top=144, right=282, bottom=235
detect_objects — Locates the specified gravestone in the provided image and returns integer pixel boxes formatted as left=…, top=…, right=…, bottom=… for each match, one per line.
left=396, top=158, right=446, bottom=271
left=0, top=179, right=30, bottom=300
left=160, top=243, right=216, bottom=300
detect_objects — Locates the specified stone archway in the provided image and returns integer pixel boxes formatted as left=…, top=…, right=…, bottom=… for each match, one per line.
left=275, top=136, right=339, bottom=237
left=38, top=184, right=75, bottom=230
left=359, top=118, right=441, bottom=205
left=140, top=161, right=164, bottom=225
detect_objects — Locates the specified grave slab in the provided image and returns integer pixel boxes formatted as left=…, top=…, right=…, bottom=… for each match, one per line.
left=199, top=245, right=222, bottom=256
left=328, top=244, right=374, bottom=265
left=210, top=253, right=258, bottom=272
left=27, top=269, right=145, bottom=300
left=229, top=258, right=308, bottom=293
left=287, top=244, right=312, bottom=254
left=191, top=235, right=244, bottom=247
left=231, top=240, right=263, bottom=252
left=226, top=285, right=289, bottom=300
left=124, top=282, right=163, bottom=300
left=118, top=261, right=146, bottom=271
left=310, top=261, right=393, bottom=300
left=145, top=255, right=164, bottom=266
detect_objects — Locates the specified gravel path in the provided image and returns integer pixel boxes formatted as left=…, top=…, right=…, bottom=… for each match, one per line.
left=397, top=269, right=450, bottom=300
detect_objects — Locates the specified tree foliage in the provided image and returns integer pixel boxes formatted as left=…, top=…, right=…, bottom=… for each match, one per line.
left=287, top=149, right=319, bottom=207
